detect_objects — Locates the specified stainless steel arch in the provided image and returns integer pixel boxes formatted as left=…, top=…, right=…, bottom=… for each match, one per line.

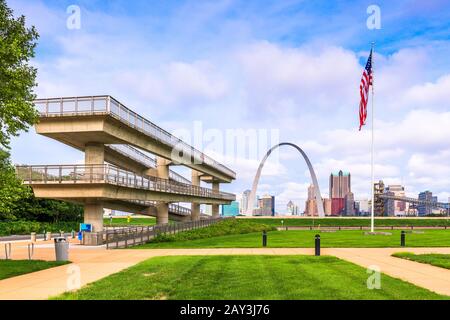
left=246, top=142, right=325, bottom=217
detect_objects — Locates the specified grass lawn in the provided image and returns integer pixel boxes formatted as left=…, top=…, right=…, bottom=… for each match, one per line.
left=239, top=218, right=450, bottom=227
left=392, top=253, right=450, bottom=270
left=55, top=255, right=447, bottom=300
left=136, top=229, right=450, bottom=249
left=103, top=217, right=156, bottom=226
left=0, top=260, right=69, bottom=280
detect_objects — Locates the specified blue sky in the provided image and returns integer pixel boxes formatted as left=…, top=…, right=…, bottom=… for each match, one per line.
left=8, top=0, right=450, bottom=212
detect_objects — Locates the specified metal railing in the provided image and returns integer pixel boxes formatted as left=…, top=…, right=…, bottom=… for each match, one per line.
left=107, top=144, right=191, bottom=184
left=16, top=164, right=235, bottom=201
left=34, top=96, right=236, bottom=179
left=105, top=217, right=226, bottom=249
left=125, top=199, right=191, bottom=216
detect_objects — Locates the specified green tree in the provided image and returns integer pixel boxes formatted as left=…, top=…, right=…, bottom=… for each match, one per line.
left=0, top=0, right=39, bottom=154
left=0, top=156, right=30, bottom=220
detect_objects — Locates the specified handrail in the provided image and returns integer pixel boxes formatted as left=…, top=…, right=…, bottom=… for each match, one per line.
left=125, top=199, right=191, bottom=216
left=33, top=96, right=236, bottom=179
left=15, top=164, right=235, bottom=201
left=106, top=144, right=191, bottom=184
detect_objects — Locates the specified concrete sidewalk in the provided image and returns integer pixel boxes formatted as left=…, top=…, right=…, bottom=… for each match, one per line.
left=1, top=239, right=449, bottom=299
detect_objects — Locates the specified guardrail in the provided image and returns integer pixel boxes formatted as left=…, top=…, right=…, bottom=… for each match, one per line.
left=16, top=164, right=235, bottom=201
left=107, top=144, right=191, bottom=185
left=124, top=199, right=191, bottom=216
left=33, top=96, right=236, bottom=179
left=105, top=217, right=226, bottom=249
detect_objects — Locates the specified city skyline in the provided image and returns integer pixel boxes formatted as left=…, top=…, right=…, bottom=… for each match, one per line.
left=6, top=0, right=450, bottom=214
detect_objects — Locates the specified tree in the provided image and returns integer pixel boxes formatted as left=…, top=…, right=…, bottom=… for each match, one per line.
left=0, top=155, right=30, bottom=220
left=0, top=0, right=39, bottom=154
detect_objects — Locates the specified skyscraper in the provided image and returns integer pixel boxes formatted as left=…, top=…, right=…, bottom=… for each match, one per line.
left=305, top=184, right=318, bottom=216
left=240, top=189, right=251, bottom=215
left=418, top=191, right=436, bottom=216
left=344, top=192, right=355, bottom=216
left=329, top=170, right=351, bottom=215
left=384, top=185, right=407, bottom=216
left=286, top=200, right=299, bottom=215
left=259, top=194, right=275, bottom=216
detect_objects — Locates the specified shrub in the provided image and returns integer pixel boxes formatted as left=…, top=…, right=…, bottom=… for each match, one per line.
left=151, top=219, right=276, bottom=243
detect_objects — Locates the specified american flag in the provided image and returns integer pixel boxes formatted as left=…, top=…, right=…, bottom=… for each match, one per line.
left=359, top=49, right=373, bottom=130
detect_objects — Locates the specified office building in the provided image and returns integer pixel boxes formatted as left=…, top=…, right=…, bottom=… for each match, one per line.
left=418, top=191, right=437, bottom=216
left=240, top=189, right=251, bottom=215
left=344, top=192, right=355, bottom=216
left=330, top=170, right=351, bottom=215
left=222, top=201, right=240, bottom=216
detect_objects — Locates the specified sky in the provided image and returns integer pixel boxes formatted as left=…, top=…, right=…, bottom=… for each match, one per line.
left=8, top=0, right=450, bottom=213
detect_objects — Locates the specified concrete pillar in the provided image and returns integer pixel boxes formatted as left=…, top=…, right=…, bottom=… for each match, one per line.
left=85, top=143, right=105, bottom=165
left=212, top=182, right=220, bottom=218
left=156, top=202, right=169, bottom=225
left=191, top=170, right=201, bottom=221
left=156, top=156, right=170, bottom=179
left=156, top=156, right=170, bottom=225
left=84, top=203, right=104, bottom=232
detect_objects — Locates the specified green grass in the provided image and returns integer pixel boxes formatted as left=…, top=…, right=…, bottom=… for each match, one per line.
left=55, top=255, right=447, bottom=300
left=392, top=253, right=450, bottom=270
left=240, top=218, right=450, bottom=227
left=0, top=260, right=70, bottom=280
left=103, top=217, right=156, bottom=227
left=136, top=229, right=450, bottom=248
left=149, top=219, right=275, bottom=243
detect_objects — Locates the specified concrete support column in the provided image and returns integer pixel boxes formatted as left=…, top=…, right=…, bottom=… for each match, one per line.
left=84, top=203, right=104, bottom=232
left=156, top=156, right=170, bottom=225
left=212, top=182, right=220, bottom=218
left=191, top=170, right=201, bottom=221
left=156, top=156, right=170, bottom=179
left=156, top=202, right=169, bottom=225
left=85, top=143, right=105, bottom=165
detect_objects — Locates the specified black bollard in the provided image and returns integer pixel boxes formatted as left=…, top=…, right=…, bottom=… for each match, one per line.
left=315, top=234, right=321, bottom=256
left=262, top=231, right=267, bottom=247
left=401, top=231, right=406, bottom=247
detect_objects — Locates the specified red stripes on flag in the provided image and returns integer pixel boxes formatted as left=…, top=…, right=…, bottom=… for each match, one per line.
left=359, top=49, right=373, bottom=130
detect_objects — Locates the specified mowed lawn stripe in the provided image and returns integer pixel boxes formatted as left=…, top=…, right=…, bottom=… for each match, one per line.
left=55, top=255, right=448, bottom=300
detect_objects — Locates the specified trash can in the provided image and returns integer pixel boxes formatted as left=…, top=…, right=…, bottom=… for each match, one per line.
left=54, top=237, right=69, bottom=261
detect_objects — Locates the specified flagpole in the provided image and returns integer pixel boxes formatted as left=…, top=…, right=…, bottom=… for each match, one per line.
left=370, top=42, right=375, bottom=233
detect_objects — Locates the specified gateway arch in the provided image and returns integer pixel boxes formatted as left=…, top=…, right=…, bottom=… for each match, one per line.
left=246, top=142, right=325, bottom=217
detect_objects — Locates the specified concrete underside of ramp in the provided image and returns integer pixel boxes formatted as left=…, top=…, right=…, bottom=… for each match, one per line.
left=36, top=115, right=233, bottom=183
left=29, top=182, right=231, bottom=205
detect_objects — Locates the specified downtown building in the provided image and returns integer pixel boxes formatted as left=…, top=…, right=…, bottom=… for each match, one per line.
left=384, top=185, right=407, bottom=216
left=329, top=170, right=353, bottom=216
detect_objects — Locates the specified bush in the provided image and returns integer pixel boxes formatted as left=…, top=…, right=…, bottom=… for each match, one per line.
left=151, top=219, right=276, bottom=243
left=0, top=221, right=80, bottom=236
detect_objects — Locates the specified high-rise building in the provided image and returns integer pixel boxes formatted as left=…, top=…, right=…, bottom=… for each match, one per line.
left=222, top=201, right=240, bottom=216
left=305, top=184, right=318, bottom=216
left=240, top=189, right=251, bottom=215
left=259, top=194, right=275, bottom=216
left=323, top=198, right=332, bottom=215
left=384, top=185, right=407, bottom=216
left=330, top=170, right=351, bottom=198
left=418, top=191, right=436, bottom=216
left=286, top=200, right=299, bottom=215
left=330, top=170, right=351, bottom=215
left=344, top=192, right=355, bottom=216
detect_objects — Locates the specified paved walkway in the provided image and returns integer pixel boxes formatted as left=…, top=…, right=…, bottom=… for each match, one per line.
left=1, top=239, right=449, bottom=299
